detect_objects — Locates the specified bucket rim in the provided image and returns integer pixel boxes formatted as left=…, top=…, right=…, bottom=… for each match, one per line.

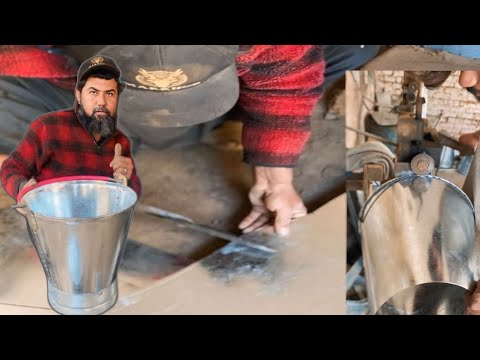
left=358, top=174, right=474, bottom=224
left=19, top=176, right=137, bottom=220
left=17, top=175, right=116, bottom=202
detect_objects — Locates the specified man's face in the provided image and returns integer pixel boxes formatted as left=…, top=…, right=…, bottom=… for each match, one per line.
left=76, top=77, right=119, bottom=119
left=459, top=71, right=480, bottom=100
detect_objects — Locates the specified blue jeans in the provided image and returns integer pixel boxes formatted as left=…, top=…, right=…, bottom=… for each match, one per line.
left=0, top=77, right=74, bottom=154
left=323, top=45, right=381, bottom=89
left=422, top=45, right=480, bottom=59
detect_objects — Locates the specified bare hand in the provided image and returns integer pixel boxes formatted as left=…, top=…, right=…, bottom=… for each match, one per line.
left=238, top=167, right=307, bottom=237
left=466, top=282, right=480, bottom=315
left=109, top=143, right=133, bottom=180
left=16, top=178, right=37, bottom=216
left=459, top=131, right=480, bottom=153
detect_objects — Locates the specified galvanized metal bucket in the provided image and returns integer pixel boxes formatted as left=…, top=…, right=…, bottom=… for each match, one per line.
left=359, top=175, right=479, bottom=315
left=17, top=176, right=137, bottom=315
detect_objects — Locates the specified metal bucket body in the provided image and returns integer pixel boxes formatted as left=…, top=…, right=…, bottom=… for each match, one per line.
left=359, top=175, right=479, bottom=315
left=22, top=179, right=137, bottom=315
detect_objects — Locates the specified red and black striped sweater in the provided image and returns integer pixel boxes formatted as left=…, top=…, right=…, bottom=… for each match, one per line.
left=0, top=45, right=325, bottom=168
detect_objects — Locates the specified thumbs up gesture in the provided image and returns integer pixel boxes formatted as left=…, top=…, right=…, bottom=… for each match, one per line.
left=110, top=143, right=133, bottom=182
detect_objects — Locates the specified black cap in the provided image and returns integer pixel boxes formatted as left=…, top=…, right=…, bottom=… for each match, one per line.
left=77, top=55, right=122, bottom=84
left=92, top=46, right=239, bottom=141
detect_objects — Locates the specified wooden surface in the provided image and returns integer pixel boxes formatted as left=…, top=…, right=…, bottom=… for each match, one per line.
left=110, top=194, right=346, bottom=315
left=0, top=194, right=345, bottom=315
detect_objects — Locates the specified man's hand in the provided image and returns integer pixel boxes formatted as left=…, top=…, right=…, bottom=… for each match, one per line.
left=16, top=178, right=37, bottom=216
left=459, top=131, right=480, bottom=153
left=109, top=143, right=133, bottom=181
left=466, top=281, right=480, bottom=315
left=238, top=166, right=307, bottom=237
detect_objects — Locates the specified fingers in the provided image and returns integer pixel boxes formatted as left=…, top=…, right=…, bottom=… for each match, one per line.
left=274, top=206, right=307, bottom=236
left=459, top=71, right=480, bottom=89
left=239, top=210, right=270, bottom=234
left=113, top=173, right=128, bottom=186
left=459, top=133, right=480, bottom=152
left=273, top=206, right=293, bottom=237
left=15, top=207, right=27, bottom=217
left=20, top=178, right=37, bottom=191
left=240, top=181, right=308, bottom=237
left=114, top=143, right=122, bottom=157
left=109, top=143, right=123, bottom=167
left=113, top=165, right=132, bottom=180
left=109, top=143, right=133, bottom=179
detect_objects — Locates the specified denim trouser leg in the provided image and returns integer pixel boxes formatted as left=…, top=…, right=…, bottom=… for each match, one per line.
left=323, top=45, right=381, bottom=90
left=0, top=77, right=74, bottom=154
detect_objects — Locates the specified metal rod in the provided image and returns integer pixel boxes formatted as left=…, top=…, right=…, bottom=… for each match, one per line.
left=345, top=125, right=398, bottom=146
left=175, top=222, right=277, bottom=254
left=137, top=204, right=277, bottom=254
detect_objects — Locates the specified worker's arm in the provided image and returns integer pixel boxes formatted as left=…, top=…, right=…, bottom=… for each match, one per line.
left=236, top=45, right=325, bottom=235
left=459, top=130, right=480, bottom=153
left=0, top=119, right=46, bottom=200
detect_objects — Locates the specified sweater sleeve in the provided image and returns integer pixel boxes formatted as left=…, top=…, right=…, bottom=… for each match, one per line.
left=236, top=45, right=325, bottom=167
left=0, top=120, right=46, bottom=200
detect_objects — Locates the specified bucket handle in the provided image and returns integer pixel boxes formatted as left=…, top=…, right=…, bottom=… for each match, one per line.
left=11, top=203, right=26, bottom=209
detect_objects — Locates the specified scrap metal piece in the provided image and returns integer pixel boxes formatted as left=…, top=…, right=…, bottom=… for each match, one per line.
left=137, top=204, right=277, bottom=256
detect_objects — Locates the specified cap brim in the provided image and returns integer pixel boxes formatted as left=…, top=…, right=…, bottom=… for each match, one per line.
left=80, top=64, right=121, bottom=81
left=117, top=63, right=239, bottom=141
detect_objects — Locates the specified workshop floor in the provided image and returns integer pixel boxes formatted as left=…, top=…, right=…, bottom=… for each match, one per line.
left=0, top=94, right=346, bottom=297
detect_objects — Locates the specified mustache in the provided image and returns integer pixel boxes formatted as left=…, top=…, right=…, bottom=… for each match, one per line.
left=93, top=106, right=111, bottom=116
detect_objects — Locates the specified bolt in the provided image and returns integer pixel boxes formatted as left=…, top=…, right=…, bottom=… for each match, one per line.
left=417, top=160, right=429, bottom=172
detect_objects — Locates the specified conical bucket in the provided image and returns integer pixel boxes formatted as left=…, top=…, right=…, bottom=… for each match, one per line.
left=358, top=175, right=479, bottom=315
left=17, top=176, right=137, bottom=315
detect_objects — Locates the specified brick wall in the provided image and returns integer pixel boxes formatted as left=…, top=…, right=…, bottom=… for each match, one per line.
left=375, top=71, right=480, bottom=138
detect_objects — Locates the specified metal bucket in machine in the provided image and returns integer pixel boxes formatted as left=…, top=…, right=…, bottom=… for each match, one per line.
left=17, top=176, right=137, bottom=315
left=358, top=175, right=479, bottom=315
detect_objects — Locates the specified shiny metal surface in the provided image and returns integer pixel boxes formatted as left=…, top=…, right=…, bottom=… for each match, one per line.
left=439, top=146, right=454, bottom=169
left=410, top=153, right=435, bottom=175
left=21, top=180, right=137, bottom=315
left=359, top=175, right=478, bottom=315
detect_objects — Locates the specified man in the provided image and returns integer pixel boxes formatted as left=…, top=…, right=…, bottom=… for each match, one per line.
left=0, top=45, right=379, bottom=236
left=0, top=55, right=141, bottom=201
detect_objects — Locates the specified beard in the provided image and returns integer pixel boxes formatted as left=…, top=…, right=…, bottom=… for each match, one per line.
left=77, top=103, right=116, bottom=138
